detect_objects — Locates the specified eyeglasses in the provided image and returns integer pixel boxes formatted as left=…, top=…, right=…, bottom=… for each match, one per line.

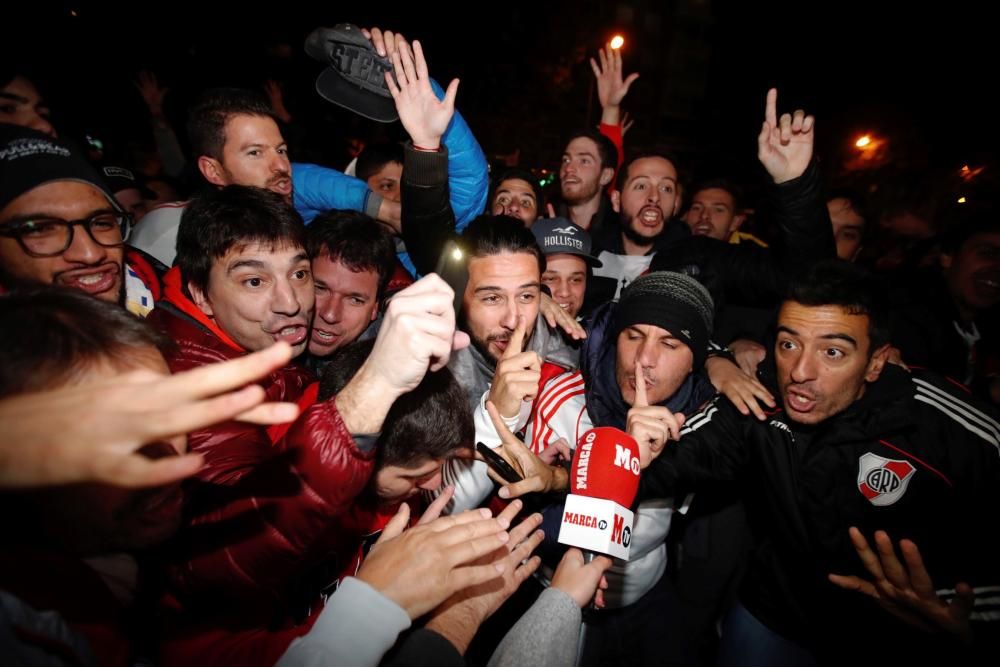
left=0, top=211, right=132, bottom=258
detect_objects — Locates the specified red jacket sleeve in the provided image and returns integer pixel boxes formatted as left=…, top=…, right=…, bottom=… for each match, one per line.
left=169, top=397, right=376, bottom=608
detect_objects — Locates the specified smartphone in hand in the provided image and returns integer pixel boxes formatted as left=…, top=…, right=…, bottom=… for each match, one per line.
left=476, top=442, right=523, bottom=483
left=434, top=239, right=469, bottom=319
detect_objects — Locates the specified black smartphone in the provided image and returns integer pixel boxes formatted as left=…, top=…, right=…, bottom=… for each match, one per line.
left=476, top=442, right=523, bottom=484
left=434, top=239, right=469, bottom=319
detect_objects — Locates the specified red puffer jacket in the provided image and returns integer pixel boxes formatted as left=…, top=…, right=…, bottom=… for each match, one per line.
left=148, top=268, right=376, bottom=613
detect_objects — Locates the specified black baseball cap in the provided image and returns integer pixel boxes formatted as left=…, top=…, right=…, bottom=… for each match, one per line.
left=305, top=24, right=399, bottom=123
left=531, top=217, right=603, bottom=267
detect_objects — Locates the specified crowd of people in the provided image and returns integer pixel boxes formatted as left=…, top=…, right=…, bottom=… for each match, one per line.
left=1, top=22, right=997, bottom=667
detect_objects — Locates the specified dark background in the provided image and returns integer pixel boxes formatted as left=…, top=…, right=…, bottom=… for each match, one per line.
left=6, top=1, right=997, bottom=202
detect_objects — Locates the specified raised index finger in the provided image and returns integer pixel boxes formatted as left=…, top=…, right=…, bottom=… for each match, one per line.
left=503, top=315, right=527, bottom=360
left=765, top=88, right=778, bottom=128
left=634, top=359, right=649, bottom=407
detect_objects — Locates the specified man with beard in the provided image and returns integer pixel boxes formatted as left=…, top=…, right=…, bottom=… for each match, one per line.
left=130, top=87, right=401, bottom=267
left=441, top=215, right=580, bottom=512
left=0, top=125, right=161, bottom=316
left=587, top=89, right=833, bottom=317
left=556, top=43, right=637, bottom=236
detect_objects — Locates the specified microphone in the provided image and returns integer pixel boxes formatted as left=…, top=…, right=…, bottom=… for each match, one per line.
left=557, top=427, right=640, bottom=561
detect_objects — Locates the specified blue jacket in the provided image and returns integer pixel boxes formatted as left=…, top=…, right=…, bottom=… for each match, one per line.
left=292, top=80, right=487, bottom=276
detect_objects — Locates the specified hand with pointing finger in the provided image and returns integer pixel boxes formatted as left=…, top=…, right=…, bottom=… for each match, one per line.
left=482, top=401, right=569, bottom=499
left=627, top=360, right=686, bottom=468
left=757, top=88, right=815, bottom=184
left=487, top=315, right=542, bottom=419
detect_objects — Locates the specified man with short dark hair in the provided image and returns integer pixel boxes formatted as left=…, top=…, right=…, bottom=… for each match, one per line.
left=888, top=207, right=999, bottom=403
left=0, top=287, right=185, bottom=665
left=316, top=338, right=474, bottom=574
left=130, top=87, right=399, bottom=267
left=825, top=190, right=868, bottom=262
left=590, top=89, right=834, bottom=329
left=638, top=260, right=1000, bottom=665
left=355, top=142, right=405, bottom=203
left=146, top=184, right=467, bottom=636
left=489, top=167, right=544, bottom=226
left=684, top=178, right=767, bottom=247
left=304, top=210, right=397, bottom=364
left=100, top=165, right=155, bottom=222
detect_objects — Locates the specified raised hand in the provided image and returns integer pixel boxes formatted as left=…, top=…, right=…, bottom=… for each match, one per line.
left=385, top=36, right=458, bottom=150
left=134, top=70, right=169, bottom=119
left=263, top=79, right=292, bottom=124
left=757, top=88, right=815, bottom=184
left=591, top=44, right=639, bottom=126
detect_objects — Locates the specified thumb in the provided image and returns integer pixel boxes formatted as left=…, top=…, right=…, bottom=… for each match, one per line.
left=443, top=78, right=460, bottom=110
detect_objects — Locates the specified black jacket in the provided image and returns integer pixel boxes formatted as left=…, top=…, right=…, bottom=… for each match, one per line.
left=638, top=364, right=1000, bottom=663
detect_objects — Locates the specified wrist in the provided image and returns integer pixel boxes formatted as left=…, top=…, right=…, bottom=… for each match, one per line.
left=410, top=137, right=442, bottom=152
left=336, top=360, right=400, bottom=434
left=425, top=607, right=479, bottom=655
left=551, top=464, right=569, bottom=492
left=600, top=105, right=621, bottom=126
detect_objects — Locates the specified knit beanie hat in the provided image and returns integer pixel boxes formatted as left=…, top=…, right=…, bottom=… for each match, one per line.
left=0, top=124, right=117, bottom=212
left=612, top=271, right=715, bottom=369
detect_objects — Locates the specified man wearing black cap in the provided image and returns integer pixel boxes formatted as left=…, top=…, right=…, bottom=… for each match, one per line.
left=531, top=217, right=602, bottom=319
left=0, top=125, right=159, bottom=315
left=100, top=165, right=156, bottom=223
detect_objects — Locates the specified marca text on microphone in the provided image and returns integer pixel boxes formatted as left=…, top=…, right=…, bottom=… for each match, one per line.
left=558, top=427, right=640, bottom=560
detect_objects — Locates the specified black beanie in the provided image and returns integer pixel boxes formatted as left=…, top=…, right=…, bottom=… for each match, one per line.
left=0, top=124, right=117, bottom=212
left=613, top=271, right=715, bottom=369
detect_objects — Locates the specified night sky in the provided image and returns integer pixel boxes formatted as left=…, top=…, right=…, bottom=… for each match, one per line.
left=6, top=1, right=997, bottom=193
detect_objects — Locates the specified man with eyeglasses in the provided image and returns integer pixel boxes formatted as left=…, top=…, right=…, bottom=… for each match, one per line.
left=0, top=125, right=160, bottom=316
